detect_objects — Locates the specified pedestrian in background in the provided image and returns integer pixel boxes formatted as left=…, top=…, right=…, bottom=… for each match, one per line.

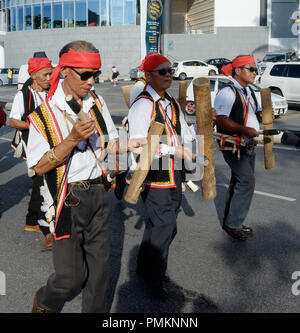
left=111, top=65, right=119, bottom=87
left=7, top=68, right=13, bottom=86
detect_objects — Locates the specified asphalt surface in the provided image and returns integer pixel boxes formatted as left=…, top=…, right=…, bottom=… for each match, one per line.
left=0, top=81, right=300, bottom=316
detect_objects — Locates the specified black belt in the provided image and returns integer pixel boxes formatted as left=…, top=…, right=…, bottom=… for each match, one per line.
left=70, top=176, right=104, bottom=187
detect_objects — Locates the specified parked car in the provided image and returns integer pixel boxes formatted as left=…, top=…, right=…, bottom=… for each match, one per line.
left=0, top=68, right=19, bottom=86
left=172, top=60, right=218, bottom=80
left=205, top=58, right=231, bottom=72
left=185, top=75, right=288, bottom=118
left=257, top=61, right=300, bottom=104
left=258, top=49, right=298, bottom=74
left=129, top=65, right=144, bottom=80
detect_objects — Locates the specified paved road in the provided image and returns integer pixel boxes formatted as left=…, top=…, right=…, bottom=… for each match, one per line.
left=0, top=82, right=300, bottom=314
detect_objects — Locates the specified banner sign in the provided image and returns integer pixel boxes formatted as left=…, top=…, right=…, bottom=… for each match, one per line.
left=145, top=0, right=164, bottom=54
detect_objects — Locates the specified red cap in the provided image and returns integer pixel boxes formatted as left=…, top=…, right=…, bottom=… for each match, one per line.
left=140, top=53, right=170, bottom=72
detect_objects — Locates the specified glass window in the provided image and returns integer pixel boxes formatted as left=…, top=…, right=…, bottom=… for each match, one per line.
left=270, top=65, right=287, bottom=77
left=33, top=4, right=41, bottom=29
left=42, top=3, right=51, bottom=29
left=53, top=2, right=62, bottom=28
left=88, top=0, right=99, bottom=26
left=111, top=0, right=123, bottom=26
left=124, top=0, right=135, bottom=25
left=64, top=1, right=74, bottom=28
left=101, top=0, right=108, bottom=26
left=17, top=6, right=23, bottom=30
left=76, top=0, right=86, bottom=27
left=11, top=6, right=16, bottom=31
left=25, top=5, right=32, bottom=30
left=287, top=65, right=300, bottom=78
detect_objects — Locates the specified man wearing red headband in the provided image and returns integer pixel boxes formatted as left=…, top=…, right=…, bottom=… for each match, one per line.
left=10, top=53, right=53, bottom=247
left=26, top=41, right=119, bottom=313
left=215, top=55, right=261, bottom=241
left=128, top=53, right=195, bottom=299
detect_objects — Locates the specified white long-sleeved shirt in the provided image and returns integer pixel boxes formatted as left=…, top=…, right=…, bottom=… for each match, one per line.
left=26, top=81, right=118, bottom=183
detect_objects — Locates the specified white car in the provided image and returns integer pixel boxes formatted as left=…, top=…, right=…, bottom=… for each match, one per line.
left=257, top=62, right=300, bottom=104
left=185, top=75, right=288, bottom=118
left=172, top=60, right=218, bottom=81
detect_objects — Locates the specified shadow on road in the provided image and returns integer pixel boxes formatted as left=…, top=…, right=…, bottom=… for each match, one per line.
left=0, top=140, right=24, bottom=174
left=213, top=221, right=300, bottom=312
left=114, top=246, right=220, bottom=313
left=0, top=174, right=31, bottom=218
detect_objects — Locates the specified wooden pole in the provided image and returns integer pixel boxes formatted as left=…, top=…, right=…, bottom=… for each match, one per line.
left=193, top=78, right=216, bottom=200
left=261, top=88, right=275, bottom=170
left=124, top=121, right=165, bottom=204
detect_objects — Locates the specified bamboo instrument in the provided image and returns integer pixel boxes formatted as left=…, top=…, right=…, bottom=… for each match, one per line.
left=121, top=84, right=134, bottom=108
left=261, top=88, right=275, bottom=170
left=124, top=121, right=165, bottom=204
left=193, top=78, right=216, bottom=200
left=178, top=81, right=187, bottom=115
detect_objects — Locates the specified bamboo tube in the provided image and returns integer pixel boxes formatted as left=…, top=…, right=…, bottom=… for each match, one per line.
left=124, top=121, right=165, bottom=204
left=261, top=88, right=275, bottom=170
left=178, top=81, right=187, bottom=115
left=121, top=84, right=134, bottom=108
left=193, top=78, right=216, bottom=200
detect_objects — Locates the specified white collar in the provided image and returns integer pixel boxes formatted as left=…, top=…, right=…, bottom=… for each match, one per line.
left=146, top=84, right=171, bottom=106
left=229, top=77, right=249, bottom=94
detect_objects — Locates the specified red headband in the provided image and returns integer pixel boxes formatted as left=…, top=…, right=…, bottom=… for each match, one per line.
left=28, top=57, right=52, bottom=75
left=221, top=56, right=256, bottom=76
left=47, top=48, right=101, bottom=101
left=140, top=53, right=170, bottom=72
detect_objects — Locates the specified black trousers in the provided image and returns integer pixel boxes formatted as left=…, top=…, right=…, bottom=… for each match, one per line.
left=36, top=183, right=110, bottom=313
left=26, top=174, right=49, bottom=236
left=137, top=171, right=182, bottom=280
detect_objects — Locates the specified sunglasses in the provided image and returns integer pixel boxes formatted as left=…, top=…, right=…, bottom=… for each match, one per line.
left=70, top=67, right=101, bottom=80
left=151, top=68, right=175, bottom=76
left=240, top=66, right=258, bottom=74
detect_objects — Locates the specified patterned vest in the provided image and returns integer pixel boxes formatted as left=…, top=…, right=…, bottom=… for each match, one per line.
left=132, top=90, right=181, bottom=188
left=27, top=91, right=108, bottom=240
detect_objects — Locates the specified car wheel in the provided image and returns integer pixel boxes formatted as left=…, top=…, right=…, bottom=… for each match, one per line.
left=179, top=72, right=187, bottom=81
left=186, top=101, right=196, bottom=115
left=271, top=88, right=283, bottom=96
left=208, top=70, right=216, bottom=76
left=0, top=80, right=3, bottom=86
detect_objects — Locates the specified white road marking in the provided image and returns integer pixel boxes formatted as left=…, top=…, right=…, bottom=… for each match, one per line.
left=0, top=136, right=12, bottom=142
left=217, top=183, right=296, bottom=202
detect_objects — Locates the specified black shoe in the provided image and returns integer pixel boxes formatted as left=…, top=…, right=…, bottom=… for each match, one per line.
left=223, top=226, right=247, bottom=241
left=242, top=225, right=253, bottom=233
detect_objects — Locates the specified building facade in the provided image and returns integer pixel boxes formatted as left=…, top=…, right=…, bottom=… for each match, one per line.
left=0, top=0, right=298, bottom=76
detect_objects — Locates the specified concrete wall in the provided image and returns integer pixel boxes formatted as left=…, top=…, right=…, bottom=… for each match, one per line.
left=3, top=25, right=141, bottom=79
left=215, top=0, right=260, bottom=27
left=162, top=26, right=269, bottom=63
